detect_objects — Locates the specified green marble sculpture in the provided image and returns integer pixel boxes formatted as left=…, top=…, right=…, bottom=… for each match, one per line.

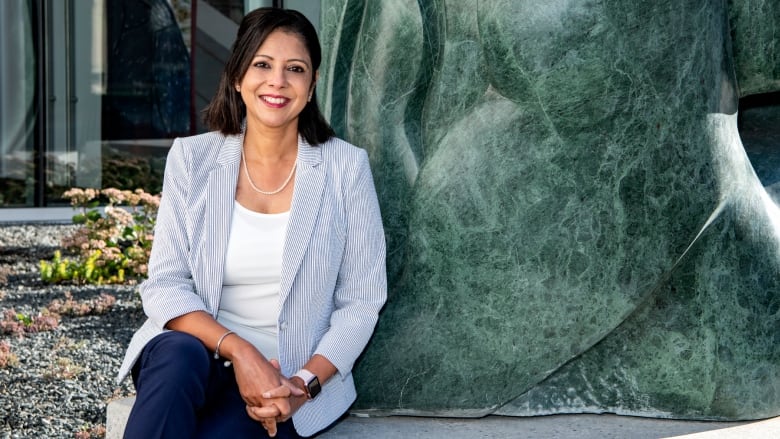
left=319, top=0, right=780, bottom=420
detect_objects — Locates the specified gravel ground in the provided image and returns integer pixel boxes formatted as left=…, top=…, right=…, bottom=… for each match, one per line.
left=0, top=224, right=145, bottom=438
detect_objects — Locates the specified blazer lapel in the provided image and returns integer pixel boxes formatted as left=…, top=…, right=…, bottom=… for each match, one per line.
left=202, top=133, right=242, bottom=315
left=279, top=137, right=325, bottom=305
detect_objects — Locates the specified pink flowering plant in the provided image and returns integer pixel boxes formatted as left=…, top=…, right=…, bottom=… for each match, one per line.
left=47, top=291, right=117, bottom=316
left=39, top=188, right=160, bottom=284
left=0, top=340, right=18, bottom=368
left=0, top=309, right=60, bottom=336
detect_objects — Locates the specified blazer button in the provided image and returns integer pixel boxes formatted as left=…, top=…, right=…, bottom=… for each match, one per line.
left=280, top=321, right=288, bottom=330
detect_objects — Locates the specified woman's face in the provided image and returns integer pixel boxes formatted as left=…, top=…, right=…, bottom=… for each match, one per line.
left=236, top=29, right=316, bottom=134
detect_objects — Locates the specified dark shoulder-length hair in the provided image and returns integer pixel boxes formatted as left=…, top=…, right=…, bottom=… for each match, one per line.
left=202, top=7, right=335, bottom=145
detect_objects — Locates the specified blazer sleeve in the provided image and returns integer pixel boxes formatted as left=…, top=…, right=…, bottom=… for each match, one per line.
left=140, top=138, right=210, bottom=328
left=314, top=149, right=388, bottom=375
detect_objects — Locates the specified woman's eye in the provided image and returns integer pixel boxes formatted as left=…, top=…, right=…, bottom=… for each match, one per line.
left=288, top=65, right=305, bottom=73
left=254, top=61, right=270, bottom=68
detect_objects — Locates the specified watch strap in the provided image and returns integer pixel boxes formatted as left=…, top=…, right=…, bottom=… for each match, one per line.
left=293, top=368, right=321, bottom=399
left=293, top=368, right=316, bottom=385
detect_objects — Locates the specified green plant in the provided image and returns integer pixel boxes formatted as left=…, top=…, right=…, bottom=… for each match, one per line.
left=39, top=187, right=160, bottom=285
left=39, top=250, right=99, bottom=284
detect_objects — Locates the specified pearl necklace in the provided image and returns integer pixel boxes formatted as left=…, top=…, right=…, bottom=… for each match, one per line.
left=241, top=145, right=297, bottom=196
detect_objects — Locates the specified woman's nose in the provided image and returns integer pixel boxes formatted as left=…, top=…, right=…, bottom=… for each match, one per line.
left=267, top=67, right=288, bottom=87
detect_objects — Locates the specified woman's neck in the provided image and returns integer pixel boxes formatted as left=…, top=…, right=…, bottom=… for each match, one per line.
left=243, top=123, right=299, bottom=161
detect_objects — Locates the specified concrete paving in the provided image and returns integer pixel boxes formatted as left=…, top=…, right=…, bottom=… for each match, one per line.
left=106, top=396, right=780, bottom=438
left=317, top=413, right=778, bottom=439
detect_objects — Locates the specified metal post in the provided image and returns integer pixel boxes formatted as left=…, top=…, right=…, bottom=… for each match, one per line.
left=31, top=0, right=49, bottom=206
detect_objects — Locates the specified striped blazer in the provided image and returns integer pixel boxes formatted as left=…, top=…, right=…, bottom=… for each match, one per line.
left=116, top=130, right=387, bottom=437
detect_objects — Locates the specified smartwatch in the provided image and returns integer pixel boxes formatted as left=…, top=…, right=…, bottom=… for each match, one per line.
left=293, top=368, right=321, bottom=400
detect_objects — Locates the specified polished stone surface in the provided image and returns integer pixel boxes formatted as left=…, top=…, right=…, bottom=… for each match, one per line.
left=729, top=0, right=780, bottom=96
left=320, top=0, right=780, bottom=420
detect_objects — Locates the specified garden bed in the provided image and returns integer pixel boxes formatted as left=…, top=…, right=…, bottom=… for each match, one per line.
left=0, top=224, right=144, bottom=438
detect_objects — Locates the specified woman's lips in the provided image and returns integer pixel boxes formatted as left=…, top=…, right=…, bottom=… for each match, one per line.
left=261, top=95, right=289, bottom=107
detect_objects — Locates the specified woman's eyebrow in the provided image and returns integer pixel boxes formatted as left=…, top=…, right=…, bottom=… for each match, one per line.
left=253, top=53, right=310, bottom=68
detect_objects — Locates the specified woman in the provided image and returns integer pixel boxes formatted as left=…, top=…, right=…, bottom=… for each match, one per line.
left=117, top=8, right=387, bottom=438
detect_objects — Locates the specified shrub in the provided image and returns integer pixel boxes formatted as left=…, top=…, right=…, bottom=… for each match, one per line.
left=40, top=188, right=160, bottom=284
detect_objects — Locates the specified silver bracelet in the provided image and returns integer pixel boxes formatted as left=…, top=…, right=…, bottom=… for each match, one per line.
left=214, top=330, right=235, bottom=359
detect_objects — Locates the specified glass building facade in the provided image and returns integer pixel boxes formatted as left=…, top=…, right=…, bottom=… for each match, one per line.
left=0, top=0, right=318, bottom=215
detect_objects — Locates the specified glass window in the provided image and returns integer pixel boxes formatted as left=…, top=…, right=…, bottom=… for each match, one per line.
left=206, top=0, right=247, bottom=24
left=95, top=0, right=193, bottom=197
left=0, top=0, right=36, bottom=206
left=0, top=0, right=196, bottom=208
left=0, top=0, right=322, bottom=210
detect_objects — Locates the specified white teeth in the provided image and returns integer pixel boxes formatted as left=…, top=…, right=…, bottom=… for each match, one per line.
left=263, top=96, right=287, bottom=105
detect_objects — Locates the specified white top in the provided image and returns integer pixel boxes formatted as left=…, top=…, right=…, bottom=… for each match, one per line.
left=217, top=201, right=290, bottom=360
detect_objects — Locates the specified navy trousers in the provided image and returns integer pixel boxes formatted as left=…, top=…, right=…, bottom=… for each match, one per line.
left=124, top=331, right=301, bottom=439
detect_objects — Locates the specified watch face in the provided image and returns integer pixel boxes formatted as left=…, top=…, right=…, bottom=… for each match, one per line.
left=307, top=376, right=321, bottom=399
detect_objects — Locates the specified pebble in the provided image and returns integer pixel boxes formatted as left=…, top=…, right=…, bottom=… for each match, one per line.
left=0, top=224, right=144, bottom=438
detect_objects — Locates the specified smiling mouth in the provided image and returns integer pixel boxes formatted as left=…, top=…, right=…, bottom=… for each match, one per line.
left=262, top=95, right=289, bottom=105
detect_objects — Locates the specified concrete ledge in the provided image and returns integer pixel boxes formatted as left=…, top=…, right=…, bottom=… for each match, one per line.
left=318, top=414, right=774, bottom=439
left=0, top=207, right=74, bottom=224
left=106, top=396, right=135, bottom=439
left=665, top=416, right=780, bottom=439
left=106, top=396, right=779, bottom=438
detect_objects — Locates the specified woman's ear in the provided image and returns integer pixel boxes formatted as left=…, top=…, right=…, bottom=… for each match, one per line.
left=308, top=71, right=319, bottom=102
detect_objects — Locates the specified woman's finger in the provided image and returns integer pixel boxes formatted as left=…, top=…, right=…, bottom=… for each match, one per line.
left=263, top=419, right=277, bottom=438
left=261, top=384, right=292, bottom=399
left=247, top=406, right=278, bottom=437
left=247, top=404, right=281, bottom=419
